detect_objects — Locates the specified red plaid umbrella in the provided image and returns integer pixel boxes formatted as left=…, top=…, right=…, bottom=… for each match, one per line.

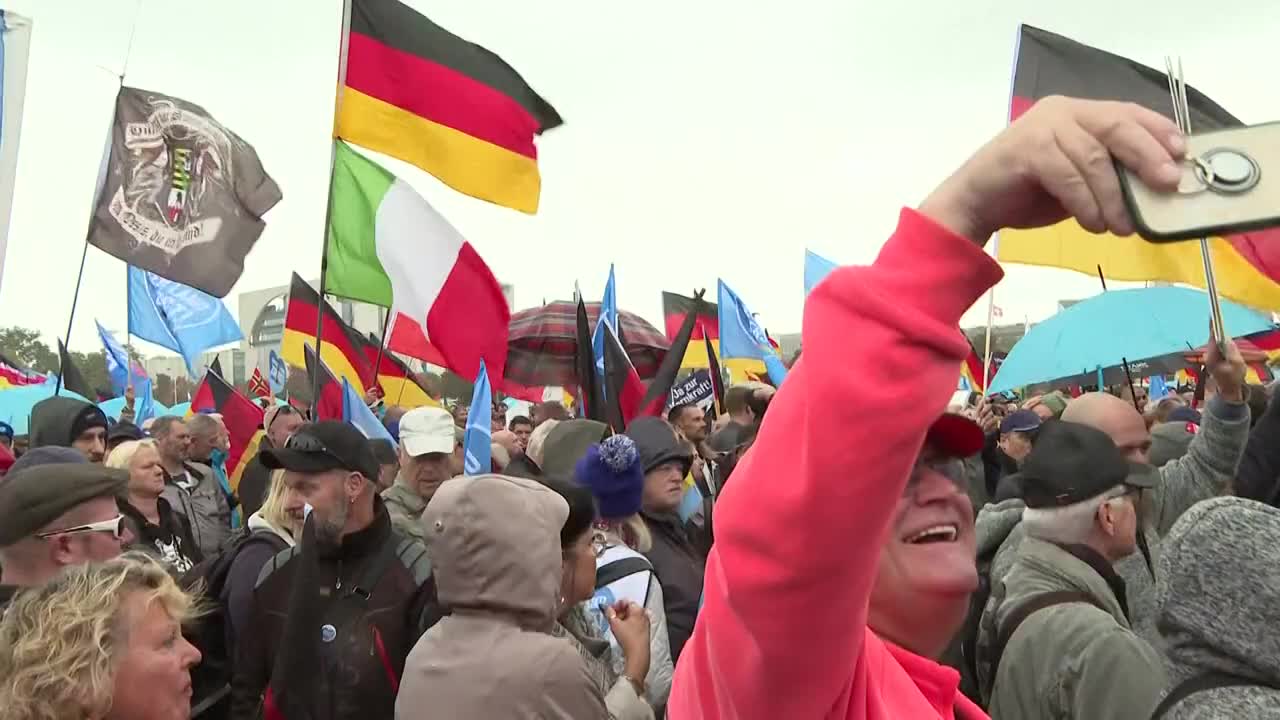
left=506, top=301, right=669, bottom=388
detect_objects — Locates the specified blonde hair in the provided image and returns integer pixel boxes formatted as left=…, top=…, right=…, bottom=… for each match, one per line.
left=0, top=552, right=198, bottom=720
left=526, top=419, right=560, bottom=468
left=104, top=439, right=157, bottom=472
left=259, top=469, right=299, bottom=539
left=599, top=515, right=652, bottom=554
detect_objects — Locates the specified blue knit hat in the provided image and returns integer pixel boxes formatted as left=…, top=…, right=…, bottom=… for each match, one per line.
left=575, top=435, right=644, bottom=520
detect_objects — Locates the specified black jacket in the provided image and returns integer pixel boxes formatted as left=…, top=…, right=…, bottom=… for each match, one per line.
left=119, top=496, right=203, bottom=574
left=230, top=497, right=440, bottom=720
left=641, top=510, right=707, bottom=664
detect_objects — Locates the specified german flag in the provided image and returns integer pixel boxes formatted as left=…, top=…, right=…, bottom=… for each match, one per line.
left=283, top=273, right=373, bottom=391
left=960, top=334, right=986, bottom=394
left=361, top=332, right=439, bottom=409
left=704, top=334, right=725, bottom=417
left=999, top=25, right=1280, bottom=310
left=189, top=369, right=266, bottom=496
left=303, top=344, right=344, bottom=421
left=337, top=0, right=563, bottom=214
left=662, top=291, right=773, bottom=380
left=637, top=292, right=702, bottom=419
left=601, top=320, right=646, bottom=432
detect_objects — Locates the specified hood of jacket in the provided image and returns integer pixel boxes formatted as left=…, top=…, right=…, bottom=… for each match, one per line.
left=539, top=419, right=608, bottom=482
left=247, top=510, right=296, bottom=547
left=424, top=473, right=568, bottom=629
left=975, top=497, right=1025, bottom=560
left=626, top=416, right=693, bottom=474
left=29, top=397, right=105, bottom=449
left=1157, top=496, right=1280, bottom=688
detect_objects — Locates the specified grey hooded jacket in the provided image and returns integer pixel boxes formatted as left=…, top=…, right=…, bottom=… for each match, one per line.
left=1154, top=497, right=1280, bottom=718
left=974, top=395, right=1249, bottom=650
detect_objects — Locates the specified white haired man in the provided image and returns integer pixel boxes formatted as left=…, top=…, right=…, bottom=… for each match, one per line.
left=978, top=421, right=1164, bottom=719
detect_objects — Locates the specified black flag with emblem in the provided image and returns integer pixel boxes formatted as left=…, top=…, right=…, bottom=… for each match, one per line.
left=87, top=87, right=282, bottom=297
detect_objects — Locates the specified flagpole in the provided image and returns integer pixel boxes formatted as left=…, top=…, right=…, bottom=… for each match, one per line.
left=55, top=240, right=91, bottom=396
left=981, top=288, right=996, bottom=393
left=312, top=0, right=354, bottom=406
left=371, top=306, right=390, bottom=394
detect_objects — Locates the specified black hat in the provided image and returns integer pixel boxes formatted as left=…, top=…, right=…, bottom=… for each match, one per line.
left=1021, top=421, right=1157, bottom=509
left=625, top=417, right=693, bottom=476
left=258, top=421, right=380, bottom=482
left=107, top=421, right=146, bottom=444
left=0, top=464, right=128, bottom=546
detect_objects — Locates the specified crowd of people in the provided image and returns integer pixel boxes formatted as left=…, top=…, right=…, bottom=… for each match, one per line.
left=1, top=97, right=1279, bottom=719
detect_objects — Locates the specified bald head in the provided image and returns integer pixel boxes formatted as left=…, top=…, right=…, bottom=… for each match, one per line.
left=1061, top=392, right=1152, bottom=463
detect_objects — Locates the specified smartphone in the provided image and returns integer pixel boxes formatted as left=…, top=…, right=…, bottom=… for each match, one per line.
left=1117, top=121, right=1280, bottom=242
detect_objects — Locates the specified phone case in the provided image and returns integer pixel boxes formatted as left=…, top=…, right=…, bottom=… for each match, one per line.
left=1117, top=121, right=1280, bottom=242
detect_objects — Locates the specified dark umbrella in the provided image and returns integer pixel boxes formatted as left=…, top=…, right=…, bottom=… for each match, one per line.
left=506, top=301, right=669, bottom=388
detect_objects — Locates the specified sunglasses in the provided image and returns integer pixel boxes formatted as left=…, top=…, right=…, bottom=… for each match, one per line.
left=36, top=515, right=126, bottom=540
left=906, top=456, right=970, bottom=494
left=285, top=431, right=342, bottom=457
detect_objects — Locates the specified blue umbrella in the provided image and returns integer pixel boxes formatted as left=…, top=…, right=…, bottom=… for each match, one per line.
left=0, top=383, right=91, bottom=436
left=989, top=287, right=1274, bottom=394
left=98, top=396, right=171, bottom=421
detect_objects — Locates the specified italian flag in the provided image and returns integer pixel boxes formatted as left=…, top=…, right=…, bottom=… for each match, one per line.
left=324, top=140, right=510, bottom=381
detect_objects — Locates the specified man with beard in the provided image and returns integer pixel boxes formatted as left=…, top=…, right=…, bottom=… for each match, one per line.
left=28, top=397, right=109, bottom=463
left=229, top=421, right=440, bottom=720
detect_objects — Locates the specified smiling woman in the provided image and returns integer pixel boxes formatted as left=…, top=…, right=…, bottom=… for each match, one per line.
left=0, top=552, right=202, bottom=720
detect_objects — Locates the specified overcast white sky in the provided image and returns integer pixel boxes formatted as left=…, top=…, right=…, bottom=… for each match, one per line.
left=2, top=0, right=1279, bottom=357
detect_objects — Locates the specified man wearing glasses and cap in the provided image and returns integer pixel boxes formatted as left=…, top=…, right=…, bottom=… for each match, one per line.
left=0, top=462, right=133, bottom=610
left=230, top=421, right=439, bottom=720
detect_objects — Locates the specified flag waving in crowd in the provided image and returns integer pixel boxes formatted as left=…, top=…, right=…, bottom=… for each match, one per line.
left=127, top=266, right=243, bottom=376
left=88, top=87, right=282, bottom=297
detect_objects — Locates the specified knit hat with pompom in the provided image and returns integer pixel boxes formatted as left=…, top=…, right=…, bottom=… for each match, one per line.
left=575, top=434, right=644, bottom=520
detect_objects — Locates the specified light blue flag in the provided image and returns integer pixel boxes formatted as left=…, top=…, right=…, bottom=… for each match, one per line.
left=1149, top=374, right=1170, bottom=401
left=717, top=280, right=788, bottom=386
left=95, top=320, right=154, bottom=421
left=462, top=359, right=493, bottom=475
left=127, top=266, right=243, bottom=376
left=341, top=378, right=396, bottom=448
left=591, top=265, right=618, bottom=379
left=804, top=250, right=838, bottom=297
left=267, top=350, right=287, bottom=396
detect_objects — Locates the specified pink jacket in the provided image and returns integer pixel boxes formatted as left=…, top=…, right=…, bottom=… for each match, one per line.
left=667, top=209, right=1001, bottom=720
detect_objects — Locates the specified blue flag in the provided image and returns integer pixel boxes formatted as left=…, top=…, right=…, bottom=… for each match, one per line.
left=127, top=266, right=243, bottom=376
left=462, top=359, right=492, bottom=475
left=804, top=249, right=838, bottom=297
left=267, top=350, right=287, bottom=396
left=341, top=378, right=396, bottom=448
left=590, top=265, right=618, bottom=380
left=95, top=320, right=154, bottom=421
left=1149, top=374, right=1170, bottom=401
left=717, top=280, right=788, bottom=386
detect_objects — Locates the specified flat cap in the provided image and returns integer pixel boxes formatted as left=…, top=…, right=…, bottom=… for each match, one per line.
left=0, top=464, right=128, bottom=546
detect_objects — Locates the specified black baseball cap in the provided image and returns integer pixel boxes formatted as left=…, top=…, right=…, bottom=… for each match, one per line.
left=1021, top=421, right=1157, bottom=509
left=259, top=421, right=380, bottom=482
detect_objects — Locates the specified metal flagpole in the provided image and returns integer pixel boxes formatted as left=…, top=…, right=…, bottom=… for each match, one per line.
left=312, top=0, right=354, bottom=408
left=981, top=288, right=996, bottom=392
left=55, top=240, right=91, bottom=396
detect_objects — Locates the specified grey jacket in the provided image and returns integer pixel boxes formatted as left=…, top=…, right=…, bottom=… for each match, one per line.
left=974, top=395, right=1250, bottom=649
left=161, top=461, right=232, bottom=558
left=982, top=537, right=1165, bottom=719
left=1155, top=497, right=1280, bottom=718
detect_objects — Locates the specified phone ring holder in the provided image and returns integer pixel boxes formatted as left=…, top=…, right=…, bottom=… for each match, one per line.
left=1193, top=148, right=1260, bottom=195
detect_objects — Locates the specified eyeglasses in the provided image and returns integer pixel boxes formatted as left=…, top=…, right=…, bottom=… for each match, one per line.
left=36, top=515, right=126, bottom=540
left=906, top=456, right=970, bottom=494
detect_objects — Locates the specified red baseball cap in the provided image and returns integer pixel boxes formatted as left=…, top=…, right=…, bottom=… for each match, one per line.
left=926, top=413, right=985, bottom=458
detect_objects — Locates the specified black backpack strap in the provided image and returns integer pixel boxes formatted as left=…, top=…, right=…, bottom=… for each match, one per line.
left=992, top=591, right=1104, bottom=677
left=255, top=546, right=299, bottom=589
left=1151, top=672, right=1259, bottom=719
left=595, top=556, right=653, bottom=590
